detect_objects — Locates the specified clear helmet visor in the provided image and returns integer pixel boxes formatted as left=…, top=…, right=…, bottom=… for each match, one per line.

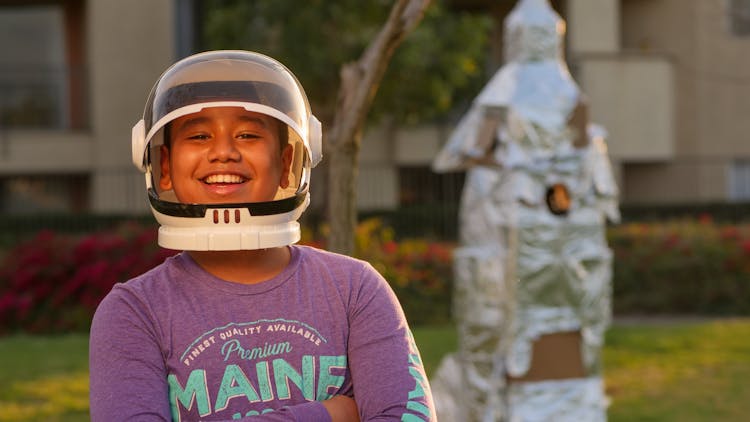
left=145, top=50, right=311, bottom=144
left=136, top=50, right=319, bottom=205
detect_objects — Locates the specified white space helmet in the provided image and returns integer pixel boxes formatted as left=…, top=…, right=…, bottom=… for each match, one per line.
left=131, top=50, right=322, bottom=251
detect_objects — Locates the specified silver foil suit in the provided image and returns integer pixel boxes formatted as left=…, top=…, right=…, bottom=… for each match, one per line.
left=430, top=0, right=619, bottom=420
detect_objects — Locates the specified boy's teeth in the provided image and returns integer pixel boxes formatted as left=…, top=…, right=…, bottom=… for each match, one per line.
left=205, top=174, right=243, bottom=184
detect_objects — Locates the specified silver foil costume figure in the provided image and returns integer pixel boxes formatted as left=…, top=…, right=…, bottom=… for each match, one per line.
left=431, top=0, right=619, bottom=420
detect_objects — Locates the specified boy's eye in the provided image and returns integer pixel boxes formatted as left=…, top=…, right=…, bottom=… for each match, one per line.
left=237, top=132, right=261, bottom=140
left=186, top=133, right=210, bottom=140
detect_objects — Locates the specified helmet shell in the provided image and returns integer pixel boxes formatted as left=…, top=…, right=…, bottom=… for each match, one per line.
left=130, top=50, right=322, bottom=251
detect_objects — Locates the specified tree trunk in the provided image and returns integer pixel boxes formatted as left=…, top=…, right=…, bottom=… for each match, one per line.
left=326, top=0, right=431, bottom=255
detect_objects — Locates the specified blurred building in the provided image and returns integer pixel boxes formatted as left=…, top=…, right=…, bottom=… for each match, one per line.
left=0, top=0, right=186, bottom=215
left=568, top=0, right=750, bottom=204
left=1, top=0, right=749, bottom=216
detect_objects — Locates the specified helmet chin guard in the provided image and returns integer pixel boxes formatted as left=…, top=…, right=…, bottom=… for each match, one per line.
left=132, top=50, right=321, bottom=251
left=148, top=183, right=310, bottom=251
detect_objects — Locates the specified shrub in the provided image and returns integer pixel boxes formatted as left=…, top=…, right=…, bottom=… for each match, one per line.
left=0, top=218, right=453, bottom=333
left=609, top=216, right=750, bottom=315
left=3, top=215, right=750, bottom=334
left=302, top=218, right=455, bottom=326
left=0, top=223, right=176, bottom=334
left=339, top=216, right=750, bottom=319
left=354, top=219, right=455, bottom=326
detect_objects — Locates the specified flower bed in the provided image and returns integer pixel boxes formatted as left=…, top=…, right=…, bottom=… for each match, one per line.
left=2, top=216, right=749, bottom=334
left=609, top=216, right=750, bottom=315
left=300, top=219, right=455, bottom=326
left=351, top=219, right=454, bottom=326
left=0, top=224, right=176, bottom=334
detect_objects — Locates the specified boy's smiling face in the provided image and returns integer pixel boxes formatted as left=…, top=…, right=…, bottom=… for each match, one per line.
left=159, top=106, right=292, bottom=204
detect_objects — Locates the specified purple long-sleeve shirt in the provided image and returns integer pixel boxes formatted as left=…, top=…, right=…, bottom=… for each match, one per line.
left=89, top=245, right=435, bottom=421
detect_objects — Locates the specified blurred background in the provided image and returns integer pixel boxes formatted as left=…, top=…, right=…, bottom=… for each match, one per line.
left=0, top=0, right=749, bottom=421
left=3, top=0, right=750, bottom=231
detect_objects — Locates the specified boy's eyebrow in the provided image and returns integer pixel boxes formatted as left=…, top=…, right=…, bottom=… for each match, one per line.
left=236, top=115, right=270, bottom=127
left=175, top=116, right=210, bottom=132
left=176, top=115, right=270, bottom=132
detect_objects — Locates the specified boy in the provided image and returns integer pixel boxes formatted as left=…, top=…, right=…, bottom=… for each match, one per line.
left=89, top=50, right=435, bottom=421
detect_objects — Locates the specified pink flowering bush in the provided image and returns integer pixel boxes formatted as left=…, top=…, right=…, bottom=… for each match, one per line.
left=0, top=223, right=176, bottom=334
left=3, top=214, right=749, bottom=334
left=609, top=215, right=750, bottom=315
left=0, top=218, right=453, bottom=334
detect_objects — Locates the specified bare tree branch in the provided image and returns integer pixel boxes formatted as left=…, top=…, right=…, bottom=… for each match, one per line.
left=326, top=0, right=431, bottom=255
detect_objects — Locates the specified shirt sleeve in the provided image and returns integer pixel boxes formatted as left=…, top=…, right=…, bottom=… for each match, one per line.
left=346, top=264, right=437, bottom=421
left=89, top=286, right=332, bottom=422
left=89, top=286, right=173, bottom=421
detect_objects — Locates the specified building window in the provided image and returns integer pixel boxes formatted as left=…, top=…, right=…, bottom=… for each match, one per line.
left=728, top=0, right=750, bottom=36
left=728, top=161, right=750, bottom=201
left=0, top=1, right=87, bottom=130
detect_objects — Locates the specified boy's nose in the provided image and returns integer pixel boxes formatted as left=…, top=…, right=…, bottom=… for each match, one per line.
left=207, top=134, right=241, bottom=162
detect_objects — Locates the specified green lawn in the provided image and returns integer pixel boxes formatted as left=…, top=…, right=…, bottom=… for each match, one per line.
left=0, top=334, right=89, bottom=421
left=603, top=319, right=750, bottom=422
left=1, top=319, right=749, bottom=421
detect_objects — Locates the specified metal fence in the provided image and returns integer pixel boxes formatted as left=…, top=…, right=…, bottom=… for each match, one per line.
left=3, top=168, right=750, bottom=246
